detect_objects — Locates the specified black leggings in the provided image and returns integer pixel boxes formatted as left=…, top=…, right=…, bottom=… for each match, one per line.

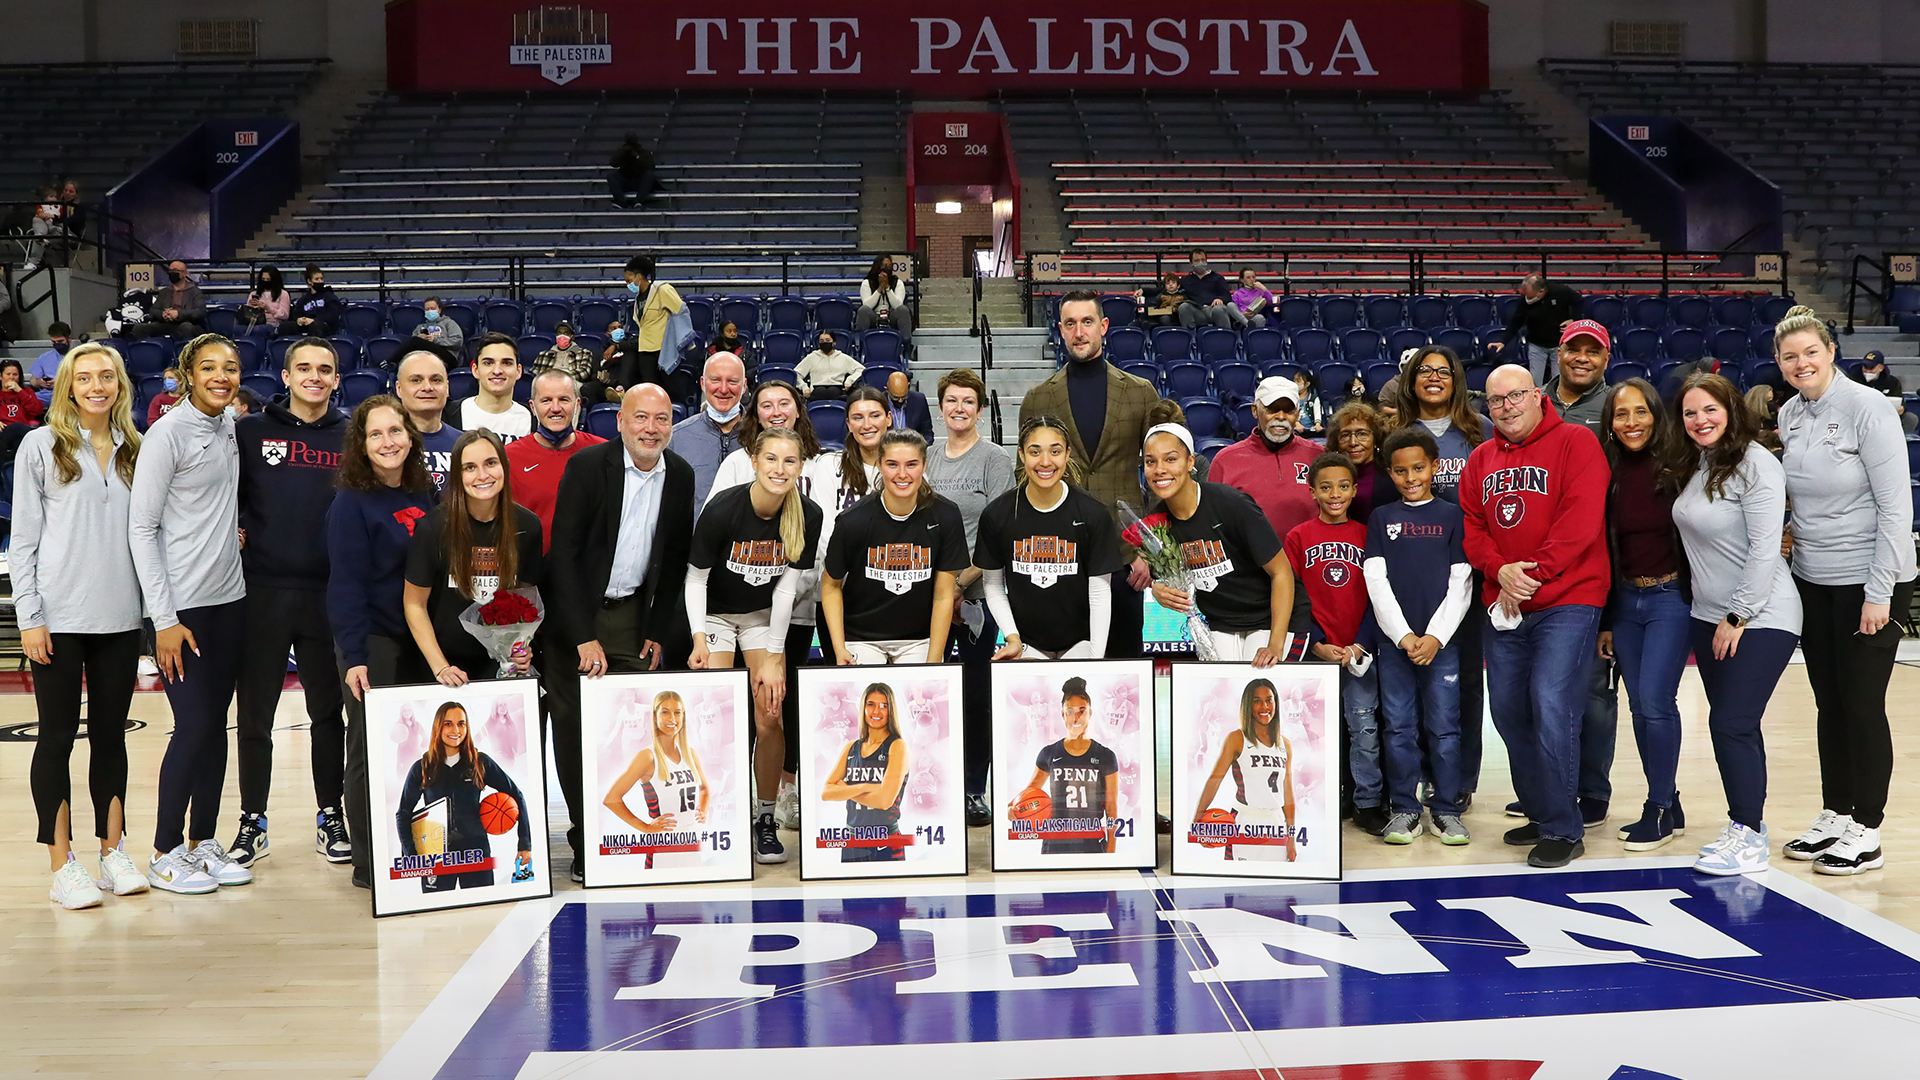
left=781, top=620, right=817, bottom=774
left=340, top=634, right=428, bottom=885
left=153, top=600, right=246, bottom=852
left=956, top=604, right=997, bottom=797
left=1796, top=576, right=1914, bottom=829
left=235, top=584, right=345, bottom=814
left=30, top=629, right=142, bottom=846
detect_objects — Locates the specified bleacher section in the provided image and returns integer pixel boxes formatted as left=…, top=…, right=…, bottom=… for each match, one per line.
left=1543, top=60, right=1920, bottom=275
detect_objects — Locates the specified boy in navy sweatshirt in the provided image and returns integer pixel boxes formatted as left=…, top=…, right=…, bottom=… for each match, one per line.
left=1364, top=427, right=1475, bottom=848
left=232, top=337, right=349, bottom=866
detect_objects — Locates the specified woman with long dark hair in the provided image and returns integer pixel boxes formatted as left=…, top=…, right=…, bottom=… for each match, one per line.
left=856, top=254, right=913, bottom=337
left=1774, top=307, right=1916, bottom=874
left=130, top=333, right=252, bottom=893
left=404, top=430, right=544, bottom=687
left=820, top=683, right=911, bottom=862
left=394, top=701, right=533, bottom=891
left=328, top=395, right=438, bottom=889
left=1596, top=377, right=1693, bottom=851
left=243, top=265, right=289, bottom=332
left=1670, top=372, right=1801, bottom=876
left=19, top=343, right=147, bottom=907
left=1190, top=678, right=1298, bottom=862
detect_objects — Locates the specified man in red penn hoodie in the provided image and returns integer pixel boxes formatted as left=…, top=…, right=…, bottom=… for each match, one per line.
left=1461, top=364, right=1610, bottom=869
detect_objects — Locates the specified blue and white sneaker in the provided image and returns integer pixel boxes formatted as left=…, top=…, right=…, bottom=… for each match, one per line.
left=1694, top=823, right=1770, bottom=876
left=316, top=807, right=352, bottom=864
left=192, top=839, right=254, bottom=886
left=147, top=845, right=219, bottom=895
left=1698, top=821, right=1738, bottom=856
left=228, top=813, right=268, bottom=867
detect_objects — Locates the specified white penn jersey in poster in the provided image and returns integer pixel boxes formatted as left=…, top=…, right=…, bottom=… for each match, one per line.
left=1169, top=662, right=1341, bottom=880
left=580, top=670, right=752, bottom=887
left=795, top=664, right=967, bottom=880
left=991, top=659, right=1156, bottom=871
left=364, top=680, right=552, bottom=917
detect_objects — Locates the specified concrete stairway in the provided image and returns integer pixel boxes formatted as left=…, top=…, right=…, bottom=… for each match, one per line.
left=860, top=175, right=906, bottom=255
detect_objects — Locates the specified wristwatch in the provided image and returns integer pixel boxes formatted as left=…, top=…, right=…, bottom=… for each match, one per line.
left=1724, top=612, right=1745, bottom=628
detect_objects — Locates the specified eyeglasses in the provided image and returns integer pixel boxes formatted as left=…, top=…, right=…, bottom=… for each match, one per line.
left=1336, top=429, right=1373, bottom=443
left=1414, top=365, right=1452, bottom=378
left=1487, top=388, right=1539, bottom=411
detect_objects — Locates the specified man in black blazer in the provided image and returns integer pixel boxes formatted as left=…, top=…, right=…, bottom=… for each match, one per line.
left=544, top=383, right=694, bottom=880
left=884, top=370, right=935, bottom=442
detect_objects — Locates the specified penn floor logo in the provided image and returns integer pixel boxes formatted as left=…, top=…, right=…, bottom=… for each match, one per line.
left=510, top=5, right=611, bottom=85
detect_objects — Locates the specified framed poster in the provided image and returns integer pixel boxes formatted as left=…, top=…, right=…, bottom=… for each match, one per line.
left=579, top=669, right=753, bottom=887
left=795, top=664, right=967, bottom=880
left=1168, top=662, right=1341, bottom=880
left=990, top=659, right=1157, bottom=871
left=366, top=680, right=551, bottom=917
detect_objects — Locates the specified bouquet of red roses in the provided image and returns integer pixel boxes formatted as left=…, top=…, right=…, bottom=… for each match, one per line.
left=1118, top=502, right=1219, bottom=661
left=459, top=586, right=545, bottom=678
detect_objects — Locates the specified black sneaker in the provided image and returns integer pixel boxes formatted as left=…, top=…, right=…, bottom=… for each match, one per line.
left=1503, top=822, right=1541, bottom=847
left=1352, top=804, right=1390, bottom=837
left=1620, top=803, right=1677, bottom=852
left=315, top=807, right=352, bottom=863
left=1580, top=798, right=1610, bottom=829
left=1504, top=800, right=1527, bottom=819
left=1156, top=813, right=1173, bottom=835
left=753, top=813, right=787, bottom=864
left=1528, top=837, right=1585, bottom=868
left=228, top=813, right=269, bottom=868
left=569, top=854, right=584, bottom=884
left=965, top=794, right=991, bottom=827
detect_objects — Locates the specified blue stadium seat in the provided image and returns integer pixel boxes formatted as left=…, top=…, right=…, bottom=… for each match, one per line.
left=1662, top=327, right=1706, bottom=363
left=761, top=331, right=806, bottom=368
left=1259, top=360, right=1306, bottom=383
left=1586, top=295, right=1627, bottom=331
left=1408, top=296, right=1451, bottom=331
left=529, top=300, right=573, bottom=334
left=576, top=299, right=620, bottom=335
left=1289, top=328, right=1335, bottom=368
left=1748, top=326, right=1774, bottom=358
left=586, top=403, right=621, bottom=441
left=1759, top=295, right=1795, bottom=325
left=812, top=296, right=855, bottom=333
left=685, top=296, right=717, bottom=336
left=808, top=401, right=847, bottom=448
left=1196, top=327, right=1241, bottom=365
left=1162, top=362, right=1209, bottom=399
left=860, top=362, right=905, bottom=391
left=1212, top=361, right=1258, bottom=402
left=388, top=303, right=426, bottom=337
left=1617, top=327, right=1661, bottom=364
left=232, top=337, right=265, bottom=372
left=512, top=375, right=533, bottom=405
left=825, top=328, right=857, bottom=357
left=1243, top=327, right=1286, bottom=366
left=339, top=370, right=388, bottom=408
left=1712, top=295, right=1756, bottom=328
left=1432, top=326, right=1476, bottom=362
left=517, top=334, right=555, bottom=367
left=1475, top=325, right=1506, bottom=358
left=1180, top=398, right=1228, bottom=441
left=448, top=369, right=478, bottom=400
left=1607, top=361, right=1651, bottom=385
left=1363, top=295, right=1405, bottom=330
left=718, top=296, right=763, bottom=336
left=242, top=372, right=281, bottom=403
left=1494, top=293, right=1521, bottom=325
left=1709, top=327, right=1750, bottom=365
left=1275, top=296, right=1317, bottom=331
left=204, top=306, right=240, bottom=338
left=1741, top=359, right=1782, bottom=391
left=1464, top=364, right=1494, bottom=394
left=122, top=339, right=171, bottom=378
left=1450, top=295, right=1494, bottom=330
left=1628, top=296, right=1668, bottom=330
left=1151, top=326, right=1195, bottom=364
left=1117, top=360, right=1161, bottom=390
left=263, top=336, right=297, bottom=370
left=364, top=335, right=408, bottom=370
left=754, top=365, right=797, bottom=392
left=1105, top=326, right=1149, bottom=364
left=328, top=335, right=365, bottom=372
left=1671, top=294, right=1712, bottom=329
left=343, top=303, right=386, bottom=338
left=1384, top=327, right=1429, bottom=361
left=1229, top=401, right=1256, bottom=438
left=1908, top=436, right=1920, bottom=478
left=1317, top=295, right=1361, bottom=332
left=1317, top=363, right=1360, bottom=407
left=1196, top=437, right=1233, bottom=462
left=1362, top=361, right=1398, bottom=399
left=861, top=329, right=906, bottom=368
left=766, top=297, right=810, bottom=334
left=1101, top=295, right=1137, bottom=329
left=1339, top=329, right=1384, bottom=366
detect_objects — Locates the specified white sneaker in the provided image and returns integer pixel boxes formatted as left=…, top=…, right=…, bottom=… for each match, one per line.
left=1694, top=823, right=1770, bottom=876
left=1783, top=809, right=1851, bottom=861
left=51, top=855, right=104, bottom=910
left=1697, top=821, right=1737, bottom=856
left=137, top=656, right=160, bottom=677
left=1813, top=821, right=1884, bottom=876
left=148, top=845, right=219, bottom=894
left=192, top=839, right=254, bottom=886
left=94, top=844, right=149, bottom=896
left=774, top=780, right=800, bottom=831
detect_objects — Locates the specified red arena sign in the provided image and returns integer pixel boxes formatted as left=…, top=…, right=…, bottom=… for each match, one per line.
left=388, top=0, right=1490, bottom=93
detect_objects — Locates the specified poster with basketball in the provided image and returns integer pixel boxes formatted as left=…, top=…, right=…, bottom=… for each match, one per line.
left=990, top=659, right=1157, bottom=872
left=579, top=669, right=753, bottom=887
left=795, top=664, right=967, bottom=881
left=364, top=680, right=551, bottom=917
left=1168, top=662, right=1341, bottom=880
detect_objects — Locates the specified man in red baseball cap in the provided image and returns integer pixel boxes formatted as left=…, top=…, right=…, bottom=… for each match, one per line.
left=1545, top=319, right=1612, bottom=438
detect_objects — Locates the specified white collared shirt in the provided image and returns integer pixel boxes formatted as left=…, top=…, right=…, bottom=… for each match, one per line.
left=606, top=449, right=667, bottom=598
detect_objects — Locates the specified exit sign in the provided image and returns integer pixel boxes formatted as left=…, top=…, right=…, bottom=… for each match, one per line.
left=945, top=123, right=968, bottom=138
left=235, top=130, right=258, bottom=146
left=1627, top=125, right=1649, bottom=140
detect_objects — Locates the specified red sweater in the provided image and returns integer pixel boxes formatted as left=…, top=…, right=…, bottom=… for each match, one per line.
left=1208, top=432, right=1324, bottom=544
left=0, top=388, right=43, bottom=425
left=1460, top=405, right=1611, bottom=611
left=1284, top=517, right=1370, bottom=647
left=504, top=430, right=606, bottom=551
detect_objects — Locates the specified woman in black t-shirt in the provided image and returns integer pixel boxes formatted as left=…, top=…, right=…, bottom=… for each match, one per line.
left=687, top=426, right=824, bottom=862
left=404, top=430, right=544, bottom=686
left=1140, top=424, right=1293, bottom=666
left=821, top=430, right=968, bottom=665
left=978, top=415, right=1125, bottom=660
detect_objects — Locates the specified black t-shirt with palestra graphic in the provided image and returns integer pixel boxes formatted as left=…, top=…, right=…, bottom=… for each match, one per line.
left=1151, top=481, right=1283, bottom=633
left=691, top=483, right=825, bottom=615
left=975, top=485, right=1127, bottom=653
left=824, top=494, right=969, bottom=642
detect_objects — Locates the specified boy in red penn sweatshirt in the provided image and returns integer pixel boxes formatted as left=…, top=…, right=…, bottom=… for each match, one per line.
left=1459, top=365, right=1610, bottom=870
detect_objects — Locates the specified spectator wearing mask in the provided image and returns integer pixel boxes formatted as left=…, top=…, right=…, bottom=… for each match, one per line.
left=1849, top=349, right=1916, bottom=434
left=1211, top=376, right=1324, bottom=544
left=289, top=265, right=343, bottom=337
left=673, top=352, right=749, bottom=510
left=615, top=254, right=689, bottom=402
left=1232, top=269, right=1275, bottom=329
left=601, top=319, right=626, bottom=375
left=1488, top=273, right=1584, bottom=385
left=459, top=333, right=534, bottom=442
left=146, top=368, right=185, bottom=428
left=795, top=331, right=862, bottom=401
left=884, top=371, right=934, bottom=443
left=413, top=297, right=463, bottom=355
left=857, top=255, right=913, bottom=338
left=1177, top=250, right=1245, bottom=331
left=242, top=266, right=291, bottom=333
left=1292, top=370, right=1327, bottom=438
left=135, top=261, right=206, bottom=339
left=708, top=321, right=755, bottom=371
left=232, top=388, right=259, bottom=417
left=394, top=344, right=463, bottom=491
left=28, top=321, right=71, bottom=406
left=609, top=133, right=659, bottom=208
left=533, top=320, right=607, bottom=409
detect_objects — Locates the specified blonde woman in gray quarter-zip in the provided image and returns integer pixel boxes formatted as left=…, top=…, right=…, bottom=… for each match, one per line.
left=128, top=334, right=253, bottom=894
left=1774, top=307, right=1917, bottom=876
left=17, top=343, right=148, bottom=909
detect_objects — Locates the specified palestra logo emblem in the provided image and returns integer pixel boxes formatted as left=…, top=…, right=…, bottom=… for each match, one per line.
left=510, top=5, right=611, bottom=86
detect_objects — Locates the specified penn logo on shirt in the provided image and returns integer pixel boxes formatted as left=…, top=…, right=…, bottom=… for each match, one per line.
left=725, top=539, right=787, bottom=586
left=865, top=542, right=934, bottom=595
left=1179, top=538, right=1234, bottom=593
left=1293, top=463, right=1310, bottom=483
left=1493, top=492, right=1527, bottom=528
left=1386, top=522, right=1444, bottom=541
left=1011, top=535, right=1078, bottom=588
left=258, top=438, right=340, bottom=469
left=1301, top=541, right=1363, bottom=589
left=1480, top=465, right=1549, bottom=501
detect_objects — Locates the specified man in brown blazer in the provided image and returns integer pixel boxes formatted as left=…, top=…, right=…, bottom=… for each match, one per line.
left=1019, top=290, right=1160, bottom=657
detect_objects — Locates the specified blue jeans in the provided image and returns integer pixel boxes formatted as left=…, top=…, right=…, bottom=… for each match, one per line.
left=1691, top=620, right=1797, bottom=831
left=1456, top=595, right=1486, bottom=793
left=1609, top=582, right=1693, bottom=809
left=1379, top=642, right=1463, bottom=816
left=1579, top=652, right=1618, bottom=804
left=1486, top=604, right=1601, bottom=843
left=1522, top=342, right=1557, bottom=385
left=1343, top=665, right=1382, bottom=809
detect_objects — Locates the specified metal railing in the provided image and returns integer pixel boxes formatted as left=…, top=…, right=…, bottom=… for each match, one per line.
left=1845, top=252, right=1916, bottom=333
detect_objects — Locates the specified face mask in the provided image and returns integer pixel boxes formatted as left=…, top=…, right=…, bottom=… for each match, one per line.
left=534, top=421, right=573, bottom=447
left=555, top=335, right=572, bottom=349
left=163, top=377, right=178, bottom=392
left=424, top=309, right=440, bottom=321
left=52, top=341, right=70, bottom=355
left=1524, top=294, right=1541, bottom=305
left=167, top=271, right=183, bottom=284
left=704, top=400, right=742, bottom=424
left=819, top=341, right=835, bottom=353
left=1191, top=260, right=1208, bottom=274
left=609, top=328, right=626, bottom=342
left=627, top=281, right=643, bottom=295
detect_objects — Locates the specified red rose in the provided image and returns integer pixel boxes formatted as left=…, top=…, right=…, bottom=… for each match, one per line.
left=479, top=592, right=537, bottom=625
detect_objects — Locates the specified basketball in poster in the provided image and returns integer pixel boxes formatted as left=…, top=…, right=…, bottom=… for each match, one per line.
left=1168, top=662, right=1341, bottom=880
left=364, top=680, right=552, bottom=916
left=795, top=664, right=967, bottom=880
left=579, top=669, right=753, bottom=887
left=990, top=659, right=1156, bottom=871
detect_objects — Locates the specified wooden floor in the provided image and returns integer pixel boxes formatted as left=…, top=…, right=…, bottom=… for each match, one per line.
left=6, top=661, right=1920, bottom=1077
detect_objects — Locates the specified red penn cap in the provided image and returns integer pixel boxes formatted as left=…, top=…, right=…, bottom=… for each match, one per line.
left=1559, top=319, right=1611, bottom=350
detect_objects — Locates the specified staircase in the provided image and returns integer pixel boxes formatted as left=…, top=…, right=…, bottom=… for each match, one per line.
left=860, top=175, right=907, bottom=254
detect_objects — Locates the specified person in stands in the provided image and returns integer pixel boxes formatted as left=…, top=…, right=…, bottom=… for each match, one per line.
left=459, top=333, right=533, bottom=442
left=413, top=297, right=464, bottom=356
left=134, top=261, right=206, bottom=339
left=709, top=321, right=756, bottom=372
left=796, top=330, right=863, bottom=401
left=0, top=356, right=47, bottom=462
left=609, top=133, right=660, bottom=208
left=242, top=266, right=291, bottom=334
left=1232, top=269, right=1275, bottom=329
left=28, top=320, right=71, bottom=405
left=1848, top=349, right=1916, bottom=435
left=613, top=254, right=689, bottom=402
left=288, top=264, right=343, bottom=337
left=533, top=320, right=607, bottom=408
left=1488, top=272, right=1585, bottom=385
left=1776, top=310, right=1916, bottom=875
left=856, top=254, right=913, bottom=338
left=1177, top=250, right=1245, bottom=330
left=145, top=367, right=184, bottom=428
